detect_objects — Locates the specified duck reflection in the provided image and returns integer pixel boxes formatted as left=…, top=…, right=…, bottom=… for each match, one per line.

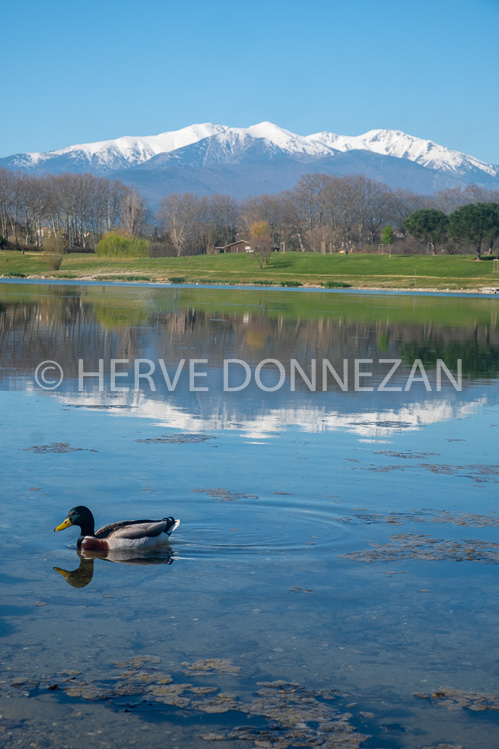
left=53, top=548, right=175, bottom=588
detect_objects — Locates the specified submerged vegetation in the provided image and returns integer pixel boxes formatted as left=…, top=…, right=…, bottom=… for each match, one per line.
left=8, top=656, right=373, bottom=748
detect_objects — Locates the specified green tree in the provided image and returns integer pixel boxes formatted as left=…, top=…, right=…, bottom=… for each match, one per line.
left=403, top=209, right=449, bottom=254
left=381, top=225, right=394, bottom=246
left=449, top=202, right=499, bottom=259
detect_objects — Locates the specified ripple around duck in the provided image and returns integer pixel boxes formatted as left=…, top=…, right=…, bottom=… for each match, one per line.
left=171, top=499, right=347, bottom=561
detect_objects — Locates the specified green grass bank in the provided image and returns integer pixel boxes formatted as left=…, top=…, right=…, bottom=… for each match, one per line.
left=2, top=251, right=499, bottom=291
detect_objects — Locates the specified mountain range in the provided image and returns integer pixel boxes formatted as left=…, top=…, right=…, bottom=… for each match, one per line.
left=2, top=122, right=498, bottom=204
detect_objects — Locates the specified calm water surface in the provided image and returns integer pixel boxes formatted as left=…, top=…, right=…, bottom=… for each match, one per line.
left=1, top=282, right=499, bottom=748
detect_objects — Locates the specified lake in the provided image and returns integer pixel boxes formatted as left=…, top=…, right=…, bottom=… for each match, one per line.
left=1, top=281, right=499, bottom=748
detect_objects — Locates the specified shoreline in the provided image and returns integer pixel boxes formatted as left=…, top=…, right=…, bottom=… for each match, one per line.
left=0, top=274, right=495, bottom=297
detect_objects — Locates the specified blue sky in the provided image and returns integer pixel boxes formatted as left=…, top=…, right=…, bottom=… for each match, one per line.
left=2, top=0, right=498, bottom=162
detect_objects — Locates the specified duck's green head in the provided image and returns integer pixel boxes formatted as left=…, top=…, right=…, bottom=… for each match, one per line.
left=54, top=506, right=95, bottom=535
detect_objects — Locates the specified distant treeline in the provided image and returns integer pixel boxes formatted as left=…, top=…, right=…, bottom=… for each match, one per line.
left=0, top=167, right=498, bottom=256
left=0, top=170, right=146, bottom=251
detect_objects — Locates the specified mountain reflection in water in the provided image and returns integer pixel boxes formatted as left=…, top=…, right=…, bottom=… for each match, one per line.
left=1, top=283, right=498, bottom=440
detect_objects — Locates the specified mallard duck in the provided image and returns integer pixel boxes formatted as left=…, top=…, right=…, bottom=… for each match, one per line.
left=54, top=506, right=180, bottom=552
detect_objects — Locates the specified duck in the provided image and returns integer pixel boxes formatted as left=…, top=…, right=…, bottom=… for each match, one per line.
left=54, top=506, right=180, bottom=552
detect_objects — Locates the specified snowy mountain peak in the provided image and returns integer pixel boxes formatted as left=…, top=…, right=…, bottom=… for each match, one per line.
left=1, top=122, right=497, bottom=189
left=7, top=122, right=227, bottom=172
left=309, top=128, right=497, bottom=177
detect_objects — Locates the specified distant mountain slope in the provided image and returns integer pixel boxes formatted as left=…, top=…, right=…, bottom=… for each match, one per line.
left=113, top=136, right=471, bottom=204
left=1, top=122, right=498, bottom=201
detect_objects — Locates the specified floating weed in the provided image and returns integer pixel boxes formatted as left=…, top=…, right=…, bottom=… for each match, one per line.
left=182, top=658, right=241, bottom=675
left=192, top=488, right=259, bottom=502
left=414, top=687, right=499, bottom=712
left=114, top=655, right=161, bottom=668
left=433, top=510, right=499, bottom=527
left=342, top=533, right=499, bottom=564
left=136, top=433, right=215, bottom=444
left=9, top=659, right=373, bottom=748
left=23, top=443, right=97, bottom=454
left=342, top=509, right=499, bottom=528
left=359, top=461, right=499, bottom=484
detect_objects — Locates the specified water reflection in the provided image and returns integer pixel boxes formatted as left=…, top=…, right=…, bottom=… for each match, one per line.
left=55, top=389, right=487, bottom=440
left=53, top=555, right=94, bottom=588
left=53, top=548, right=175, bottom=588
left=2, top=282, right=498, bottom=440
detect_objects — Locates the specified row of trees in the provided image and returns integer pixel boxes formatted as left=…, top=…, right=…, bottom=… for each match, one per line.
left=0, top=169, right=147, bottom=250
left=1, top=165, right=499, bottom=256
left=156, top=177, right=499, bottom=256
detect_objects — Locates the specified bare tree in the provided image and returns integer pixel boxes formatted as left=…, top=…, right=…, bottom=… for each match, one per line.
left=157, top=193, right=203, bottom=256
left=120, top=188, right=147, bottom=236
left=205, top=194, right=239, bottom=249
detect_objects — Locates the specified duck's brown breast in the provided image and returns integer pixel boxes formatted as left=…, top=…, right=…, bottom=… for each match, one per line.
left=80, top=537, right=109, bottom=552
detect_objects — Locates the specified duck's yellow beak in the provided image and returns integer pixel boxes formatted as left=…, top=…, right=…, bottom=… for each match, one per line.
left=54, top=517, right=73, bottom=532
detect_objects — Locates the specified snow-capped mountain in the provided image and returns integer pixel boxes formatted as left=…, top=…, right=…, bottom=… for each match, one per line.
left=1, top=122, right=498, bottom=200
left=2, top=123, right=227, bottom=174
left=308, top=128, right=498, bottom=177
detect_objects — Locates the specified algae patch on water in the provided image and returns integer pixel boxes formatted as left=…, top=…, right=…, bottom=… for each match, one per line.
left=359, top=461, right=499, bottom=484
left=135, top=433, right=215, bottom=444
left=414, top=688, right=499, bottom=712
left=342, top=509, right=499, bottom=528
left=341, top=533, right=499, bottom=564
left=9, top=657, right=372, bottom=748
left=23, top=442, right=97, bottom=454
left=192, top=488, right=259, bottom=501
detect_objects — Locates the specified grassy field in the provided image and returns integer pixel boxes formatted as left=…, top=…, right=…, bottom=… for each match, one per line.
left=2, top=250, right=499, bottom=290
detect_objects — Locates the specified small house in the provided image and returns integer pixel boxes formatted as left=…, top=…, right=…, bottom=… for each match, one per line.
left=215, top=240, right=254, bottom=254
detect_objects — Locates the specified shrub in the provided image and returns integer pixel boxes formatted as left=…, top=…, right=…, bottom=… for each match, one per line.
left=252, top=280, right=274, bottom=285
left=43, top=231, right=67, bottom=254
left=7, top=271, right=25, bottom=277
left=322, top=280, right=352, bottom=288
left=44, top=254, right=63, bottom=271
left=280, top=280, right=302, bottom=287
left=169, top=276, right=186, bottom=284
left=96, top=232, right=149, bottom=258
